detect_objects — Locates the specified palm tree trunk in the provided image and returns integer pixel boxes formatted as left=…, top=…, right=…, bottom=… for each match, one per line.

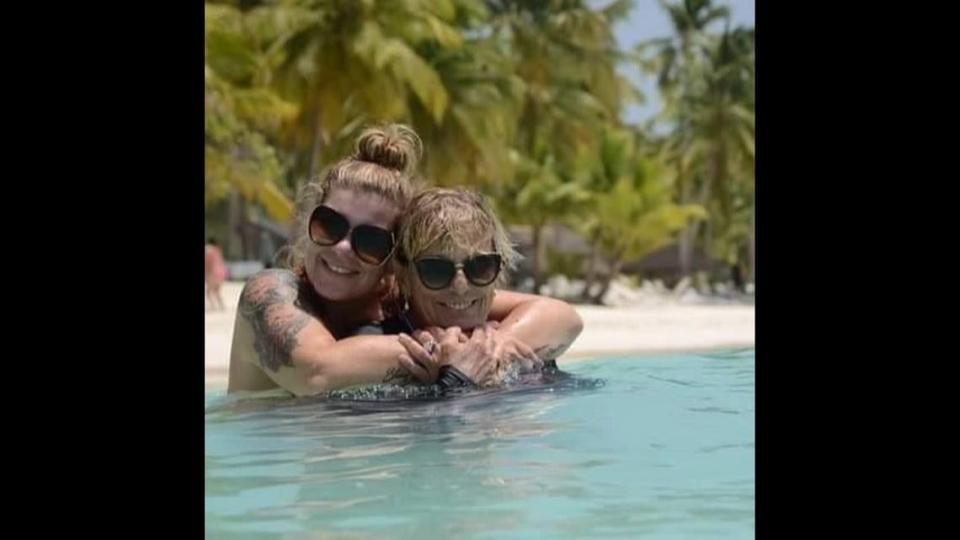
left=682, top=174, right=713, bottom=279
left=237, top=196, right=250, bottom=260
left=581, top=235, right=601, bottom=301
left=678, top=227, right=693, bottom=280
left=704, top=216, right=712, bottom=264
left=591, top=255, right=624, bottom=304
left=677, top=171, right=694, bottom=279
left=226, top=191, right=241, bottom=260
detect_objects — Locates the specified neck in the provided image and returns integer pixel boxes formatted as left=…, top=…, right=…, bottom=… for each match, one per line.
left=295, top=271, right=384, bottom=335
left=323, top=293, right=384, bottom=327
left=406, top=308, right=426, bottom=330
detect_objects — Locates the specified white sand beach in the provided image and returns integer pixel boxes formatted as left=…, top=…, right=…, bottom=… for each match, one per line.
left=205, top=281, right=754, bottom=390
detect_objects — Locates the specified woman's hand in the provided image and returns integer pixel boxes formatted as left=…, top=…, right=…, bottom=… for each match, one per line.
left=413, top=326, right=499, bottom=386
left=485, top=324, right=543, bottom=375
left=396, top=332, right=442, bottom=384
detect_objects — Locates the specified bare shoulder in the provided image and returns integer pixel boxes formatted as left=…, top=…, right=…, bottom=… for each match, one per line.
left=239, top=269, right=301, bottom=308
left=237, top=269, right=318, bottom=373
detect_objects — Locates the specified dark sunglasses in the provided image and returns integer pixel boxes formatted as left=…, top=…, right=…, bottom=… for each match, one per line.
left=413, top=253, right=502, bottom=290
left=308, top=205, right=395, bottom=266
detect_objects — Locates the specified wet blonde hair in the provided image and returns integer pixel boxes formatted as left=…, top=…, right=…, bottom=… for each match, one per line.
left=393, top=187, right=520, bottom=297
left=279, top=124, right=423, bottom=272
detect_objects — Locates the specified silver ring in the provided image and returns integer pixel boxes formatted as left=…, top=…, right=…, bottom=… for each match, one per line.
left=425, top=341, right=438, bottom=355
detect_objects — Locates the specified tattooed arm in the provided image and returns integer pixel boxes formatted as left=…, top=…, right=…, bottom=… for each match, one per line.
left=486, top=290, right=583, bottom=361
left=227, top=269, right=420, bottom=396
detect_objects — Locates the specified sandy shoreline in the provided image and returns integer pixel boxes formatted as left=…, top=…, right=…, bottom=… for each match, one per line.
left=205, top=282, right=754, bottom=390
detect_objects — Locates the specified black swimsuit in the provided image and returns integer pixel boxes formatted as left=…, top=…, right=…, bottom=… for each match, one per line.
left=349, top=313, right=415, bottom=337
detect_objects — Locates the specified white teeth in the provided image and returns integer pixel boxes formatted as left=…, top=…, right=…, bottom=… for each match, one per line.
left=324, top=260, right=355, bottom=275
left=444, top=300, right=474, bottom=310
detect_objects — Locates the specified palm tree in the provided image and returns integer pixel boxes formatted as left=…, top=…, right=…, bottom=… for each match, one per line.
left=486, top=0, right=635, bottom=157
left=636, top=0, right=725, bottom=275
left=635, top=0, right=729, bottom=92
left=586, top=153, right=706, bottom=303
left=680, top=24, right=753, bottom=280
left=492, top=147, right=593, bottom=293
left=408, top=2, right=525, bottom=189
left=575, top=127, right=706, bottom=303
left=205, top=3, right=300, bottom=223
left=270, top=0, right=461, bottom=180
left=481, top=0, right=638, bottom=290
left=576, top=126, right=636, bottom=298
left=636, top=1, right=754, bottom=280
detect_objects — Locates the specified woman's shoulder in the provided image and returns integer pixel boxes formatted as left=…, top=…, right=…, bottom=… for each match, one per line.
left=238, top=268, right=328, bottom=324
left=245, top=268, right=300, bottom=287
left=240, top=269, right=305, bottom=305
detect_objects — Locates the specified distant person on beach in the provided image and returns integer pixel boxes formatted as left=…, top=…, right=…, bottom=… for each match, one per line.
left=205, top=238, right=228, bottom=311
left=227, top=124, right=582, bottom=396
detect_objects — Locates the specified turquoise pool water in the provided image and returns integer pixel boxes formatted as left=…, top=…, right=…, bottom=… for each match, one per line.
left=205, top=349, right=754, bottom=539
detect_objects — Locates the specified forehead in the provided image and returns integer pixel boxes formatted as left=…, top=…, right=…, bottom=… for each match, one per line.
left=419, top=228, right=495, bottom=260
left=322, top=188, right=399, bottom=228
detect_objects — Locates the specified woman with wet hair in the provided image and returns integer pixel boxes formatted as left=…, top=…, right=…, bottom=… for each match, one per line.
left=390, top=188, right=583, bottom=388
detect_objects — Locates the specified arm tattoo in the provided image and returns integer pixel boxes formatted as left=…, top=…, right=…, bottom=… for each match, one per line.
left=382, top=366, right=418, bottom=385
left=239, top=270, right=311, bottom=373
left=534, top=344, right=568, bottom=361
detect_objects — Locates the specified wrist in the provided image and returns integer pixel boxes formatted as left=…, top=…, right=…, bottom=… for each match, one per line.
left=437, top=365, right=475, bottom=390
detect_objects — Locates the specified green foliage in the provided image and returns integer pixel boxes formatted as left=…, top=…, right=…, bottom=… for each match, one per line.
left=204, top=0, right=754, bottom=282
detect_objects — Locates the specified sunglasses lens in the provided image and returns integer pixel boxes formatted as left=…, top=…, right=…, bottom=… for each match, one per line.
left=309, top=206, right=349, bottom=245
left=352, top=225, right=395, bottom=265
left=465, top=254, right=502, bottom=286
left=415, top=258, right=456, bottom=290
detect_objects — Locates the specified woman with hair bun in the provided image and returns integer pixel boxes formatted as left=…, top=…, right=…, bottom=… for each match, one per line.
left=227, top=124, right=581, bottom=397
